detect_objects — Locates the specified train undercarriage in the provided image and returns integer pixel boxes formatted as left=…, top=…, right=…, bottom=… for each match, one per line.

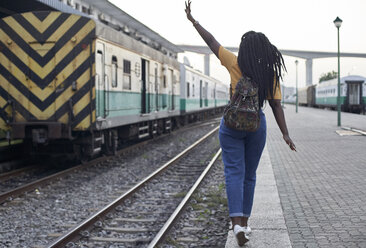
left=12, top=106, right=225, bottom=162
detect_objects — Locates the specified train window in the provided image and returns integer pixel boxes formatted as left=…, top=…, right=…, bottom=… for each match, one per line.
left=75, top=3, right=80, bottom=10
left=82, top=6, right=89, bottom=14
left=96, top=50, right=104, bottom=86
left=203, top=82, right=208, bottom=98
left=111, top=56, right=118, bottom=88
left=187, top=82, right=190, bottom=97
left=123, top=59, right=131, bottom=90
left=154, top=66, right=158, bottom=86
left=163, top=76, right=167, bottom=88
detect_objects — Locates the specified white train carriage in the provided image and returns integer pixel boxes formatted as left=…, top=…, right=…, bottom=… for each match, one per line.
left=215, top=82, right=230, bottom=108
left=94, top=22, right=181, bottom=140
left=179, top=64, right=229, bottom=122
left=315, top=75, right=365, bottom=113
left=298, top=85, right=316, bottom=107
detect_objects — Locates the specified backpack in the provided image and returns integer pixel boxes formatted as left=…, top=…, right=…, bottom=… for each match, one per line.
left=223, top=76, right=260, bottom=132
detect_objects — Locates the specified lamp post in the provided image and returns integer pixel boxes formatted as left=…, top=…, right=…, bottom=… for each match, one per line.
left=295, top=60, right=298, bottom=113
left=334, top=16, right=342, bottom=126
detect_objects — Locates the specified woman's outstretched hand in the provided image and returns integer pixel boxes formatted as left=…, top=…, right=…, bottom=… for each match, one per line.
left=183, top=0, right=220, bottom=57
left=185, top=0, right=195, bottom=23
left=283, top=134, right=296, bottom=151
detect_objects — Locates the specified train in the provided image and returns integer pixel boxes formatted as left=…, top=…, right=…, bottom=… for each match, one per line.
left=0, top=11, right=229, bottom=159
left=298, top=75, right=366, bottom=113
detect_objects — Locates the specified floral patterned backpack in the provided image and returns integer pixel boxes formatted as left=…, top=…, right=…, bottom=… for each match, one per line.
left=223, top=76, right=260, bottom=132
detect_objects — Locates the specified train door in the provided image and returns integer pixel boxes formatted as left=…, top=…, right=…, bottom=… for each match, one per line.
left=348, top=82, right=361, bottom=105
left=148, top=63, right=153, bottom=112
left=154, top=64, right=159, bottom=110
left=96, top=43, right=105, bottom=118
left=28, top=41, right=56, bottom=121
left=214, top=83, right=217, bottom=107
left=170, top=69, right=175, bottom=110
left=200, top=80, right=203, bottom=107
left=141, top=59, right=150, bottom=114
left=204, top=82, right=208, bottom=107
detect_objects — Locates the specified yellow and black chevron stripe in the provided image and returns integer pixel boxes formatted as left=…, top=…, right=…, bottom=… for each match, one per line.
left=0, top=11, right=96, bottom=132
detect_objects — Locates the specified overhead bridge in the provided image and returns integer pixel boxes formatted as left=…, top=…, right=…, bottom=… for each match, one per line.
left=179, top=45, right=366, bottom=86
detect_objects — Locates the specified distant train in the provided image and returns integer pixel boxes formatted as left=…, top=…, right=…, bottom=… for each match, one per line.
left=298, top=75, right=366, bottom=113
left=0, top=11, right=229, bottom=159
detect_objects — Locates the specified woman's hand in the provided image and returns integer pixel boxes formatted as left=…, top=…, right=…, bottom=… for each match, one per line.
left=185, top=0, right=195, bottom=23
left=268, top=100, right=296, bottom=152
left=283, top=134, right=296, bottom=151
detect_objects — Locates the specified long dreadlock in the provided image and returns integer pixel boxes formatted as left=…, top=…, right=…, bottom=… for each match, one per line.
left=237, top=31, right=286, bottom=107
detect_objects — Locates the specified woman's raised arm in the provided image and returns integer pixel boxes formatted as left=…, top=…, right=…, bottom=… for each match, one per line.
left=185, top=0, right=221, bottom=58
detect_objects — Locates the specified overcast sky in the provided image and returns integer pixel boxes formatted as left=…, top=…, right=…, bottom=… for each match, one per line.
left=109, top=0, right=366, bottom=88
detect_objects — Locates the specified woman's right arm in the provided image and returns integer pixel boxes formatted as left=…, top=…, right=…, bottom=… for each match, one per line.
left=185, top=0, right=221, bottom=58
left=268, top=99, right=297, bottom=151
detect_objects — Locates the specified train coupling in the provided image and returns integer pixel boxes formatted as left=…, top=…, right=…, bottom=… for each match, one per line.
left=10, top=122, right=72, bottom=143
left=31, top=128, right=48, bottom=144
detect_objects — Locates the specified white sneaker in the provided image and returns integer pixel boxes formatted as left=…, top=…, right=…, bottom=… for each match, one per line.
left=242, top=226, right=251, bottom=235
left=233, top=225, right=249, bottom=246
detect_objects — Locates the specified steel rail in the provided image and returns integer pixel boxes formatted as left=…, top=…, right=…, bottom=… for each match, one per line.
left=47, top=125, right=219, bottom=248
left=0, top=163, right=39, bottom=181
left=148, top=148, right=222, bottom=247
left=0, top=135, right=160, bottom=204
left=0, top=158, right=100, bottom=204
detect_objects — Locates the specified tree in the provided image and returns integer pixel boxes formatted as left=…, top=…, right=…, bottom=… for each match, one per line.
left=319, top=71, right=338, bottom=83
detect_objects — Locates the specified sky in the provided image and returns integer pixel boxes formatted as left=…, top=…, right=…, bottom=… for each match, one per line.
left=109, top=0, right=366, bottom=88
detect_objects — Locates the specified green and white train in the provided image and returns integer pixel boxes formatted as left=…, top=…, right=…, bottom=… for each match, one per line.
left=298, top=75, right=366, bottom=113
left=180, top=64, right=229, bottom=119
left=94, top=30, right=229, bottom=142
left=0, top=10, right=229, bottom=158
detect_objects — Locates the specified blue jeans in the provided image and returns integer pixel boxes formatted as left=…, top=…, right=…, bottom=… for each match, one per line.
left=219, top=111, right=267, bottom=217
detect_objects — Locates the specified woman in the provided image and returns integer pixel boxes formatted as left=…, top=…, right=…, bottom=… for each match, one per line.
left=185, top=1, right=296, bottom=246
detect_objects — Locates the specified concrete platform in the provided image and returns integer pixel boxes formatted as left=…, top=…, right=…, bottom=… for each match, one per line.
left=225, top=145, right=292, bottom=247
left=264, top=105, right=366, bottom=247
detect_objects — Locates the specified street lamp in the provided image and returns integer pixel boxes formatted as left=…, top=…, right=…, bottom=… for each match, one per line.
left=334, top=16, right=342, bottom=126
left=295, top=60, right=299, bottom=113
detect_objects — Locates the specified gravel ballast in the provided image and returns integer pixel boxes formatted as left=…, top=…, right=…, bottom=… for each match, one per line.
left=0, top=122, right=221, bottom=247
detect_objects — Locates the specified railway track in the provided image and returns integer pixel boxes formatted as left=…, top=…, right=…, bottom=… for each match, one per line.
left=48, top=126, right=221, bottom=247
left=0, top=118, right=222, bottom=247
left=0, top=159, right=35, bottom=179
left=0, top=117, right=221, bottom=205
left=0, top=143, right=25, bottom=163
left=0, top=156, right=75, bottom=196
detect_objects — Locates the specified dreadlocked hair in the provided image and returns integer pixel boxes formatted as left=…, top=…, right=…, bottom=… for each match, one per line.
left=237, top=31, right=286, bottom=107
